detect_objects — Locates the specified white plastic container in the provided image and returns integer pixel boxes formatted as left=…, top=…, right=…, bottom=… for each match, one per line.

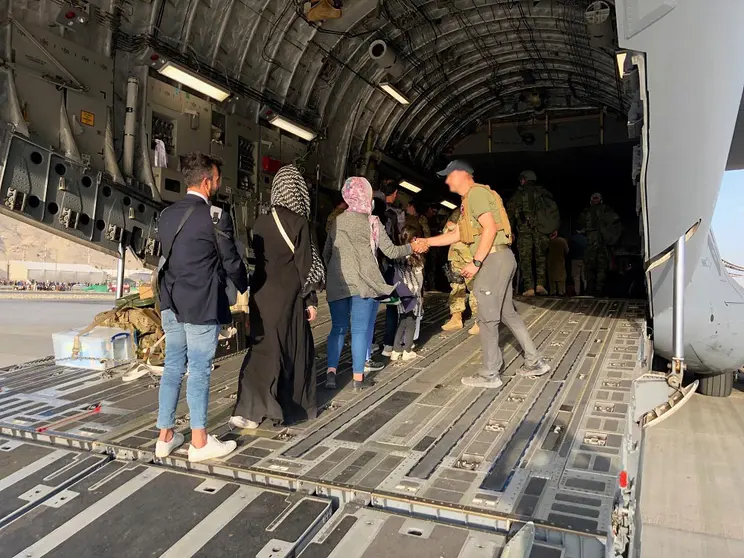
left=52, top=326, right=135, bottom=370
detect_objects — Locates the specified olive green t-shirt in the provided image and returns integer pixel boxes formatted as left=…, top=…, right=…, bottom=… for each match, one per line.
left=465, top=186, right=507, bottom=257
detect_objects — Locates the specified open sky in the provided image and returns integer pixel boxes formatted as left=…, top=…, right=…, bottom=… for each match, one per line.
left=712, top=169, right=744, bottom=264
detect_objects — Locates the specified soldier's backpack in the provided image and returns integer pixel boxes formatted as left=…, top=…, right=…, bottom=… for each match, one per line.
left=599, top=209, right=623, bottom=246
left=532, top=190, right=561, bottom=235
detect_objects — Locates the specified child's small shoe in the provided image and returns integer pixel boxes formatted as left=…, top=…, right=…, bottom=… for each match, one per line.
left=389, top=351, right=401, bottom=361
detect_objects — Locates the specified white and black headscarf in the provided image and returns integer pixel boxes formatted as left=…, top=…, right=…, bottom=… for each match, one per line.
left=271, top=166, right=325, bottom=294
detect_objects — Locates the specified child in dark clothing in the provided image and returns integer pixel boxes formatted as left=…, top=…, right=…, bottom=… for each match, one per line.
left=390, top=224, right=425, bottom=362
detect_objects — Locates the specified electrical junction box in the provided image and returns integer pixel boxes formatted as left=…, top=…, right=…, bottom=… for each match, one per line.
left=152, top=167, right=185, bottom=204
left=146, top=77, right=212, bottom=171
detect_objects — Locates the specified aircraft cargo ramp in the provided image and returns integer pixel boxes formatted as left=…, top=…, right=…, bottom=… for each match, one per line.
left=0, top=297, right=648, bottom=557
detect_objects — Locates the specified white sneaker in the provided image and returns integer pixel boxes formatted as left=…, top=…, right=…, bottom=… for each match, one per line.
left=229, top=416, right=259, bottom=429
left=155, top=432, right=184, bottom=458
left=188, top=435, right=237, bottom=463
left=381, top=345, right=393, bottom=357
left=389, top=351, right=401, bottom=362
left=402, top=350, right=418, bottom=361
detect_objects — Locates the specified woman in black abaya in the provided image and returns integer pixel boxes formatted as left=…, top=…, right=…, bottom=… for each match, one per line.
left=230, top=166, right=325, bottom=428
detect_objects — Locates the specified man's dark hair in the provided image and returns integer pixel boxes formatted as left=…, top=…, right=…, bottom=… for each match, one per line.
left=414, top=202, right=430, bottom=216
left=180, top=152, right=223, bottom=187
left=380, top=179, right=398, bottom=197
left=332, top=191, right=345, bottom=207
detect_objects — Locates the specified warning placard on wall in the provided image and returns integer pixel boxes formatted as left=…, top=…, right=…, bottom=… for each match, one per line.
left=80, top=111, right=95, bottom=127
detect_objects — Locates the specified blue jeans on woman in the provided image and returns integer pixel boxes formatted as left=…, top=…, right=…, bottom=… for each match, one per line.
left=157, top=309, right=220, bottom=430
left=327, top=296, right=377, bottom=374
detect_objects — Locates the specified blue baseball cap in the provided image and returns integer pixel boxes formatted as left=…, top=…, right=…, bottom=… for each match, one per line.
left=436, top=159, right=474, bottom=177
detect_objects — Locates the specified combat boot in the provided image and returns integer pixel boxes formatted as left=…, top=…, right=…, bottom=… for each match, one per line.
left=522, top=289, right=536, bottom=297
left=536, top=285, right=548, bottom=296
left=468, top=322, right=479, bottom=335
left=442, top=312, right=463, bottom=331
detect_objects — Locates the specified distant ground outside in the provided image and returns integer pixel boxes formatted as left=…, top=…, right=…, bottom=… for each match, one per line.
left=0, top=300, right=114, bottom=367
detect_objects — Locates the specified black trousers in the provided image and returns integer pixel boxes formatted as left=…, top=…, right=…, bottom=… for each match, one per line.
left=393, top=312, right=416, bottom=352
left=384, top=305, right=399, bottom=347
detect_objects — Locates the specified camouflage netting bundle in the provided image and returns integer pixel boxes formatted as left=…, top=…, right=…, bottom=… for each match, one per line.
left=92, top=294, right=165, bottom=365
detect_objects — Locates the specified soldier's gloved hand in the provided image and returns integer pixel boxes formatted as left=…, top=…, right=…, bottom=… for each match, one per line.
left=460, top=263, right=479, bottom=279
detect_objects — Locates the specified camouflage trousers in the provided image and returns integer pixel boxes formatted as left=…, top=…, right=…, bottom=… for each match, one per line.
left=585, top=243, right=610, bottom=295
left=516, top=229, right=550, bottom=290
left=449, top=279, right=477, bottom=315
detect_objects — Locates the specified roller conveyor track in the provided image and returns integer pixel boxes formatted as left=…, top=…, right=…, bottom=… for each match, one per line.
left=0, top=296, right=647, bottom=556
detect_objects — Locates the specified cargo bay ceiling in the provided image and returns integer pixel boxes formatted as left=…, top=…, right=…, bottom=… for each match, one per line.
left=9, top=0, right=627, bottom=185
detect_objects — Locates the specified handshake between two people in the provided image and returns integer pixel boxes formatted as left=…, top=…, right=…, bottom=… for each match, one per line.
left=411, top=237, right=429, bottom=254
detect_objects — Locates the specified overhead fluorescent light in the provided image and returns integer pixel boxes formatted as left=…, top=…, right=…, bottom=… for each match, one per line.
left=158, top=61, right=231, bottom=102
left=380, top=82, right=410, bottom=105
left=441, top=200, right=458, bottom=210
left=269, top=114, right=317, bottom=142
left=399, top=180, right=421, bottom=194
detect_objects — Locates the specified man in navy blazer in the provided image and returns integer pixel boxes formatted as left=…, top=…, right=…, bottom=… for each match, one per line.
left=155, top=152, right=248, bottom=463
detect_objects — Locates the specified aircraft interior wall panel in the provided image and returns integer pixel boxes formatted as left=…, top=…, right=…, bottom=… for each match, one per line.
left=224, top=113, right=259, bottom=202
left=179, top=93, right=213, bottom=157
left=147, top=77, right=183, bottom=115
left=12, top=75, right=62, bottom=151
left=11, top=21, right=114, bottom=97
left=65, top=90, right=108, bottom=170
left=453, top=116, right=630, bottom=156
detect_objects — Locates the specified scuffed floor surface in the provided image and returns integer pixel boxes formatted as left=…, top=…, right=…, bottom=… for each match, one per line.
left=0, top=296, right=647, bottom=557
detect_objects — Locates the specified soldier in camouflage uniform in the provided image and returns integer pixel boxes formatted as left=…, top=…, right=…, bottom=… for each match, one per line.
left=441, top=210, right=479, bottom=335
left=506, top=171, right=558, bottom=296
left=577, top=193, right=622, bottom=296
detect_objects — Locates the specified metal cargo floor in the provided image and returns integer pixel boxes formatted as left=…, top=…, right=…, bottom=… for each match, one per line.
left=0, top=296, right=647, bottom=555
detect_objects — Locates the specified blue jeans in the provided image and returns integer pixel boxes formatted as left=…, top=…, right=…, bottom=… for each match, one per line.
left=157, top=309, right=220, bottom=430
left=327, top=296, right=377, bottom=373
left=366, top=301, right=380, bottom=361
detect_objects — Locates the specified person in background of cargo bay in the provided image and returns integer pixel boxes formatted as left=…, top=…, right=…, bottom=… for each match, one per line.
left=230, top=166, right=325, bottom=429
left=547, top=230, right=569, bottom=295
left=423, top=205, right=443, bottom=291
left=577, top=193, right=622, bottom=296
left=323, top=177, right=426, bottom=391
left=155, top=152, right=248, bottom=463
left=377, top=179, right=407, bottom=357
left=420, top=160, right=551, bottom=389
left=569, top=229, right=588, bottom=295
left=405, top=202, right=431, bottom=238
left=441, top=209, right=479, bottom=335
left=325, top=192, right=347, bottom=233
left=506, top=170, right=560, bottom=296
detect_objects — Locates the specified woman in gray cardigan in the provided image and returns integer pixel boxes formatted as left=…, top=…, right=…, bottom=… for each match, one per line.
left=323, top=177, right=424, bottom=391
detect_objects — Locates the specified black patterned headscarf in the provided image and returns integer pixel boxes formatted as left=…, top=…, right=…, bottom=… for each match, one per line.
left=271, top=166, right=325, bottom=294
